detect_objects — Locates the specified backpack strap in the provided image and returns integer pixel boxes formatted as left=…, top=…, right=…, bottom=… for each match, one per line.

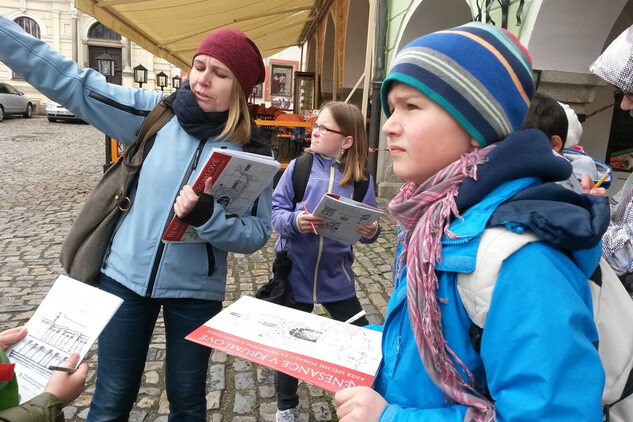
left=292, top=154, right=314, bottom=207
left=353, top=170, right=371, bottom=202
left=125, top=94, right=175, bottom=163
left=291, top=154, right=371, bottom=206
left=457, top=227, right=541, bottom=328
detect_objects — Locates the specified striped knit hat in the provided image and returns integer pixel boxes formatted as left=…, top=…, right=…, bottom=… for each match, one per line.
left=381, top=22, right=535, bottom=147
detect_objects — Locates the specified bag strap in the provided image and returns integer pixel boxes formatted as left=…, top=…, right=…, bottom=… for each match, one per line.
left=457, top=227, right=541, bottom=329
left=292, top=154, right=313, bottom=207
left=353, top=170, right=371, bottom=202
left=291, top=154, right=370, bottom=205
left=122, top=94, right=175, bottom=168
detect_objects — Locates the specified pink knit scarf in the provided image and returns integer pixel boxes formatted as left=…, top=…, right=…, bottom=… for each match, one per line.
left=388, top=146, right=495, bottom=422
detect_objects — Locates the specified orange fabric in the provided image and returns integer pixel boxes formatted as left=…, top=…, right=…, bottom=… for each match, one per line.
left=305, top=115, right=318, bottom=135
left=276, top=113, right=304, bottom=122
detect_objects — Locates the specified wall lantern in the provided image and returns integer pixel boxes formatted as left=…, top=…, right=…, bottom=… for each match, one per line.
left=156, top=71, right=168, bottom=91
left=172, top=75, right=181, bottom=90
left=95, top=52, right=115, bottom=80
left=133, top=64, right=148, bottom=88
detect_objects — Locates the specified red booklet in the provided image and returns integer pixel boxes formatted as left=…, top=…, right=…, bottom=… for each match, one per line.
left=162, top=149, right=280, bottom=242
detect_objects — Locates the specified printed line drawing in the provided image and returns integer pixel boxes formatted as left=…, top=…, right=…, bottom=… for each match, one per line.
left=9, top=313, right=88, bottom=377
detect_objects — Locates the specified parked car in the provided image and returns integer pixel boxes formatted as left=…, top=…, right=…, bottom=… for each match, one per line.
left=0, top=81, right=34, bottom=122
left=46, top=100, right=84, bottom=122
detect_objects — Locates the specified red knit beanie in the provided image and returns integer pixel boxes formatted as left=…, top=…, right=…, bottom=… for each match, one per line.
left=193, top=28, right=266, bottom=96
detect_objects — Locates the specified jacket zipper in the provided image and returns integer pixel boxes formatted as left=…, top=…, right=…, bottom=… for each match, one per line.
left=312, top=162, right=335, bottom=302
left=341, top=257, right=352, bottom=282
left=146, top=138, right=208, bottom=297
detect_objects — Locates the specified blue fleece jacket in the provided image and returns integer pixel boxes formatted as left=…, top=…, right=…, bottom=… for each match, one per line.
left=373, top=131, right=609, bottom=421
left=271, top=153, right=380, bottom=303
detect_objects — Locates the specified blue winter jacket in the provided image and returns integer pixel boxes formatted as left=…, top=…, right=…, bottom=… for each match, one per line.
left=271, top=153, right=380, bottom=303
left=373, top=131, right=609, bottom=421
left=0, top=17, right=272, bottom=300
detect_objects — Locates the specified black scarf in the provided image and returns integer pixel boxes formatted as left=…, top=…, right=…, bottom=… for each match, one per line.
left=172, top=81, right=229, bottom=139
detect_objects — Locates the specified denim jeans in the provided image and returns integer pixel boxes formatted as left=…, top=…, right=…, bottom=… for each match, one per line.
left=274, top=296, right=369, bottom=410
left=87, top=274, right=222, bottom=422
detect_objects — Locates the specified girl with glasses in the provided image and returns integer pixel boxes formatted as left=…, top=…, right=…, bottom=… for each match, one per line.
left=270, top=101, right=381, bottom=422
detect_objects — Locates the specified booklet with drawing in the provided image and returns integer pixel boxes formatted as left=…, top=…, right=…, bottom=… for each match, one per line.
left=162, top=148, right=280, bottom=243
left=312, top=193, right=383, bottom=244
left=186, top=296, right=382, bottom=393
left=5, top=275, right=123, bottom=404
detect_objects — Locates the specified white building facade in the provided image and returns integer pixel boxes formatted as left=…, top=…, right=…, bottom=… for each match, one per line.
left=0, top=0, right=180, bottom=113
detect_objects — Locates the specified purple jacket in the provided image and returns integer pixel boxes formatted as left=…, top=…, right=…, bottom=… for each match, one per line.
left=271, top=153, right=380, bottom=303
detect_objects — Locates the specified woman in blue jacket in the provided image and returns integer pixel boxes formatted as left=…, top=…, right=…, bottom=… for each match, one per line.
left=0, top=18, right=272, bottom=421
left=334, top=23, right=609, bottom=421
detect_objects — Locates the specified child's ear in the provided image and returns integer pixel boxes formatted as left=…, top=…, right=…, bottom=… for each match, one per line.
left=343, top=135, right=354, bottom=150
left=470, top=139, right=479, bottom=149
left=550, top=135, right=563, bottom=153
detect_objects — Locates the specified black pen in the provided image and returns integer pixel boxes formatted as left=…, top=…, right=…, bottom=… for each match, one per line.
left=48, top=365, right=77, bottom=373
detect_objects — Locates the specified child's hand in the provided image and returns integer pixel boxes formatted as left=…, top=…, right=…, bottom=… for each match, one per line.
left=580, top=174, right=608, bottom=197
left=335, top=386, right=387, bottom=422
left=297, top=212, right=325, bottom=234
left=357, top=221, right=378, bottom=239
left=174, top=178, right=214, bottom=218
left=0, top=326, right=27, bottom=350
left=45, top=353, right=88, bottom=406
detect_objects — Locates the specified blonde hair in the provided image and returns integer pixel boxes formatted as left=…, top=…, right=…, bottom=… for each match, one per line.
left=219, top=79, right=252, bottom=144
left=320, top=102, right=368, bottom=186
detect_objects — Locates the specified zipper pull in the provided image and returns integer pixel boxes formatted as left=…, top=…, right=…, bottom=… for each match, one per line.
left=192, top=138, right=208, bottom=170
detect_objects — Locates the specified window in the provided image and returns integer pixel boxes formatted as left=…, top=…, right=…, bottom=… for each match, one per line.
left=88, top=23, right=121, bottom=41
left=5, top=84, right=20, bottom=95
left=14, top=17, right=40, bottom=39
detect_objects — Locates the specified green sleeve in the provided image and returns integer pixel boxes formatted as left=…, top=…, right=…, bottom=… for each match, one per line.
left=0, top=393, right=64, bottom=422
left=0, top=349, right=19, bottom=411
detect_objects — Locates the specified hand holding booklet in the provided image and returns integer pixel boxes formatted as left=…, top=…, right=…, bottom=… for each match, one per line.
left=312, top=193, right=383, bottom=244
left=5, top=275, right=123, bottom=403
left=162, top=148, right=280, bottom=243
left=186, top=296, right=382, bottom=393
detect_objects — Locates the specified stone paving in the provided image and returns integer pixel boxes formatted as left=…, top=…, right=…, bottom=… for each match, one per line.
left=0, top=116, right=397, bottom=422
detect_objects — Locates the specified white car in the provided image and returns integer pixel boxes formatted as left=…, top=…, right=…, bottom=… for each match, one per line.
left=46, top=100, right=84, bottom=122
left=0, top=81, right=34, bottom=122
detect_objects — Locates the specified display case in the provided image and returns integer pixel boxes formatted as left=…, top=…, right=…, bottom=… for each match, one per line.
left=293, top=72, right=315, bottom=114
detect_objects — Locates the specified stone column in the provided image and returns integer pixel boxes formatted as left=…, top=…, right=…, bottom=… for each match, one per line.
left=534, top=70, right=607, bottom=117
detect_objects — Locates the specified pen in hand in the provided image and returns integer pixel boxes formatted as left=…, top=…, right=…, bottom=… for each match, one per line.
left=592, top=171, right=610, bottom=190
left=48, top=365, right=77, bottom=373
left=301, top=201, right=318, bottom=235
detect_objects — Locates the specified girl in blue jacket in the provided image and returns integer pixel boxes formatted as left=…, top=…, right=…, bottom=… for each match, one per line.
left=334, top=23, right=608, bottom=422
left=0, top=18, right=272, bottom=422
left=271, top=101, right=381, bottom=422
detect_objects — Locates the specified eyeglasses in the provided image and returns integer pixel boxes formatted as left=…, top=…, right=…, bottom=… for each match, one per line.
left=616, top=89, right=633, bottom=102
left=311, top=122, right=344, bottom=136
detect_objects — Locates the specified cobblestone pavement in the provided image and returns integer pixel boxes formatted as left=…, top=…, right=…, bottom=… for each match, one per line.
left=0, top=116, right=397, bottom=422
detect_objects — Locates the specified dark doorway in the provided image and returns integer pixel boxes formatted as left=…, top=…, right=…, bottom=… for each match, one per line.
left=88, top=46, right=122, bottom=85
